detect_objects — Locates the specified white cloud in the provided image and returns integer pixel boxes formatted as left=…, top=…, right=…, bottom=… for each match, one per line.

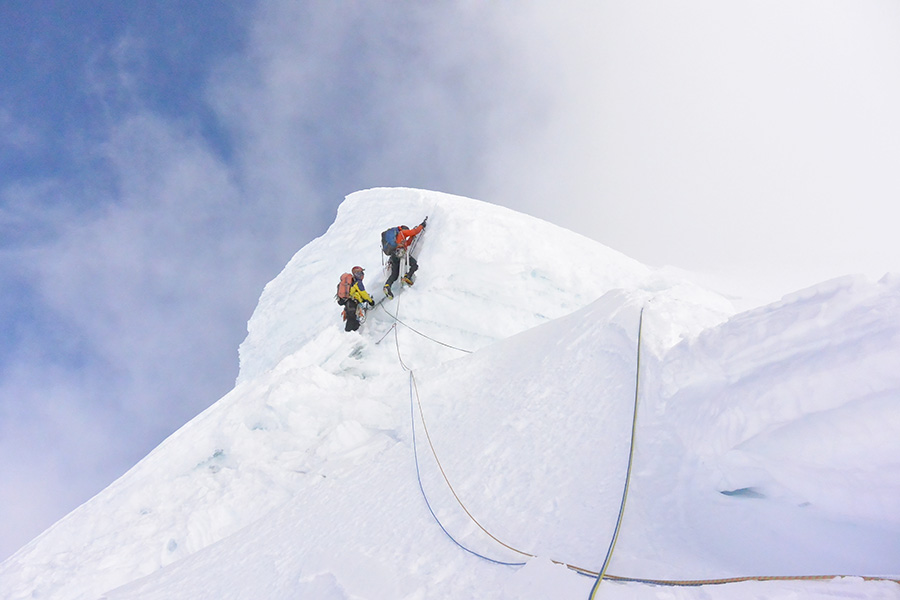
left=207, top=1, right=523, bottom=200
left=479, top=1, right=900, bottom=300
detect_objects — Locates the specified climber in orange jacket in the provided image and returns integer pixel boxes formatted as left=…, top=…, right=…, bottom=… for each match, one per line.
left=383, top=218, right=426, bottom=299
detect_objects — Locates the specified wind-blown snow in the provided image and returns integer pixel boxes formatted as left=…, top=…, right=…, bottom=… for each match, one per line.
left=0, top=188, right=897, bottom=600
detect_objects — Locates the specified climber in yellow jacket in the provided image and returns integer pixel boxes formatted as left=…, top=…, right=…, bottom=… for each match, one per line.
left=343, top=266, right=375, bottom=332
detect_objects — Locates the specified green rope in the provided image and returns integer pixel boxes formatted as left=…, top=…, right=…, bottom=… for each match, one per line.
left=589, top=306, right=644, bottom=599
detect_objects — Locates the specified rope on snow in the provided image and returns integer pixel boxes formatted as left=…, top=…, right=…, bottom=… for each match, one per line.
left=385, top=301, right=900, bottom=590
left=589, top=306, right=644, bottom=598
left=409, top=370, right=526, bottom=567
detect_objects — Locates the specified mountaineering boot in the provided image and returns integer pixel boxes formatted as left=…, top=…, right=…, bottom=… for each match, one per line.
left=383, top=283, right=393, bottom=299
left=401, top=274, right=414, bottom=286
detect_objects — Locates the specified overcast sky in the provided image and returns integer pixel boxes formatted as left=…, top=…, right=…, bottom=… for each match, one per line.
left=1, top=1, right=898, bottom=561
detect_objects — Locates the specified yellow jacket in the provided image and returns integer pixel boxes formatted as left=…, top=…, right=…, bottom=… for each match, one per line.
left=349, top=281, right=374, bottom=304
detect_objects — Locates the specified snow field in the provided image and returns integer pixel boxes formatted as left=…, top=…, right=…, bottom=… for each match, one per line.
left=1, top=188, right=897, bottom=600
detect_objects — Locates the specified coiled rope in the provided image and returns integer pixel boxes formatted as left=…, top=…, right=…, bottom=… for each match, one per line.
left=384, top=301, right=900, bottom=590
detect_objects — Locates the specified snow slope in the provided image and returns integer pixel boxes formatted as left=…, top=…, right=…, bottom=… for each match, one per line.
left=0, top=188, right=897, bottom=600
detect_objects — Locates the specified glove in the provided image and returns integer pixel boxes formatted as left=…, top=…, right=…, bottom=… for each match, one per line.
left=367, top=300, right=375, bottom=308
left=420, top=217, right=428, bottom=229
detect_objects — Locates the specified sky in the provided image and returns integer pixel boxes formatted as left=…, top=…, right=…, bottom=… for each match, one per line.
left=1, top=0, right=899, bottom=562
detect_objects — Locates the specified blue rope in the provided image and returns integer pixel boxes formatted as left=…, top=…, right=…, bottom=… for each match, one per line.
left=409, top=372, right=526, bottom=568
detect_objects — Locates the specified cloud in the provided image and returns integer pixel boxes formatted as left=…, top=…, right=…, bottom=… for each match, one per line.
left=0, top=109, right=256, bottom=559
left=479, top=1, right=900, bottom=300
left=0, top=355, right=138, bottom=561
left=207, top=1, right=525, bottom=202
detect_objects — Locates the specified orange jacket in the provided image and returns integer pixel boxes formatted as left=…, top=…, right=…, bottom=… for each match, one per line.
left=395, top=223, right=424, bottom=250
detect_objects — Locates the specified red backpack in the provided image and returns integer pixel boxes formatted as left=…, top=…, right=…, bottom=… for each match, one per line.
left=336, top=273, right=354, bottom=305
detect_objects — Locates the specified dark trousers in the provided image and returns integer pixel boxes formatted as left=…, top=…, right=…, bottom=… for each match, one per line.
left=385, top=254, right=418, bottom=287
left=344, top=300, right=360, bottom=331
